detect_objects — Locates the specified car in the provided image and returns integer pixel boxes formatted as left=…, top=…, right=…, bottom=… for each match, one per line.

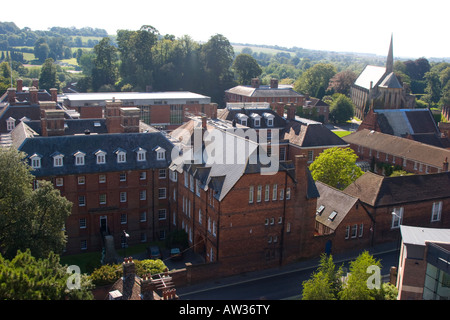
left=170, top=247, right=183, bottom=261
left=147, top=246, right=162, bottom=260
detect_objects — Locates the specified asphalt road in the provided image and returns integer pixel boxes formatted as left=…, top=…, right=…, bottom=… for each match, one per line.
left=177, top=249, right=398, bottom=300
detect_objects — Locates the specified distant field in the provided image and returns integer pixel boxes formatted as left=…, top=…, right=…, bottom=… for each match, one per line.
left=233, top=44, right=292, bottom=56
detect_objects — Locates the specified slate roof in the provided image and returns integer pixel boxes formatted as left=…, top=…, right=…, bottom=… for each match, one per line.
left=282, top=121, right=348, bottom=149
left=343, top=129, right=450, bottom=169
left=225, top=85, right=304, bottom=98
left=315, top=181, right=358, bottom=231
left=379, top=72, right=403, bottom=89
left=217, top=106, right=286, bottom=129
left=344, top=171, right=450, bottom=207
left=18, top=131, right=174, bottom=177
left=400, top=225, right=450, bottom=246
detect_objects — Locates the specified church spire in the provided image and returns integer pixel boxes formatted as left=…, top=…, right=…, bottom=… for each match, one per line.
left=386, top=33, right=394, bottom=74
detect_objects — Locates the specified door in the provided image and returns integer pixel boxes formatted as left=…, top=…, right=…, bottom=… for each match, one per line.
left=100, top=216, right=107, bottom=233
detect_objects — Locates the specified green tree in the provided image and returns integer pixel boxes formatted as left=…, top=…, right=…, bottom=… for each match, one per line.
left=33, top=38, right=50, bottom=62
left=294, top=63, right=336, bottom=99
left=39, top=58, right=59, bottom=91
left=302, top=254, right=343, bottom=300
left=91, top=37, right=118, bottom=92
left=0, top=249, right=93, bottom=300
left=310, top=147, right=363, bottom=190
left=0, top=148, right=72, bottom=259
left=329, top=93, right=355, bottom=123
left=232, top=53, right=262, bottom=85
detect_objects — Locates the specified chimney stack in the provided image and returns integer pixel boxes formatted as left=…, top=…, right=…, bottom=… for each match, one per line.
left=251, top=78, right=260, bottom=88
left=444, top=157, right=449, bottom=172
left=7, top=88, right=16, bottom=105
left=41, top=108, right=65, bottom=137
left=122, top=257, right=136, bottom=277
left=17, top=79, right=23, bottom=92
left=287, top=104, right=296, bottom=121
left=270, top=78, right=279, bottom=89
left=50, top=88, right=58, bottom=102
left=106, top=99, right=123, bottom=133
left=32, top=78, right=39, bottom=89
left=120, top=107, right=140, bottom=133
left=275, top=103, right=284, bottom=118
left=29, top=87, right=38, bottom=104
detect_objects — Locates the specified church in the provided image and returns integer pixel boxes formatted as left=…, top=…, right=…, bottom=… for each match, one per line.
left=350, top=35, right=416, bottom=120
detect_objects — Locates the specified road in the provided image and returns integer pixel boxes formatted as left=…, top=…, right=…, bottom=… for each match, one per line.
left=177, top=249, right=398, bottom=300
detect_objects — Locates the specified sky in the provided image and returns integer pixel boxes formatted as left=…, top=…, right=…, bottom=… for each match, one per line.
left=10, top=0, right=450, bottom=59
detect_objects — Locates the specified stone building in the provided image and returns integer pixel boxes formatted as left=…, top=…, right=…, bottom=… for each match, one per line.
left=350, top=35, right=415, bottom=120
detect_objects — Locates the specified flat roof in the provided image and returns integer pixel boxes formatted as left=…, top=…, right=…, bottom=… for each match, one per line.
left=401, top=225, right=450, bottom=246
left=61, top=91, right=211, bottom=106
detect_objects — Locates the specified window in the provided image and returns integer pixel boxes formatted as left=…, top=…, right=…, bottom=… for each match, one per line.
left=351, top=224, right=358, bottom=238
left=81, top=240, right=87, bottom=251
left=286, top=187, right=291, bottom=200
left=120, top=173, right=126, bottom=181
left=257, top=185, right=262, bottom=202
left=154, top=147, right=165, bottom=160
left=265, top=185, right=270, bottom=201
left=158, top=188, right=167, bottom=199
left=99, top=194, right=106, bottom=204
left=359, top=223, right=364, bottom=237
left=78, top=195, right=86, bottom=207
left=79, top=218, right=86, bottom=229
left=272, top=184, right=277, bottom=201
left=120, top=214, right=127, bottom=224
left=307, top=150, right=314, bottom=162
left=139, top=190, right=146, bottom=200
left=74, top=152, right=85, bottom=166
left=55, top=177, right=64, bottom=186
left=99, top=174, right=106, bottom=183
left=140, top=171, right=146, bottom=180
left=254, top=118, right=260, bottom=127
left=158, top=209, right=167, bottom=220
left=391, top=207, right=403, bottom=229
left=78, top=176, right=85, bottom=185
left=249, top=186, right=254, bottom=203
left=120, top=192, right=127, bottom=203
left=30, top=154, right=41, bottom=169
left=184, top=172, right=189, bottom=187
left=53, top=154, right=64, bottom=167
left=6, top=117, right=15, bottom=131
left=136, top=148, right=147, bottom=162
left=431, top=201, right=442, bottom=222
left=345, top=226, right=350, bottom=239
left=96, top=150, right=106, bottom=164
left=159, top=169, right=166, bottom=179
left=116, top=149, right=126, bottom=163
left=280, top=188, right=284, bottom=201
left=140, top=211, right=147, bottom=222
left=267, top=118, right=273, bottom=127
left=169, top=170, right=177, bottom=182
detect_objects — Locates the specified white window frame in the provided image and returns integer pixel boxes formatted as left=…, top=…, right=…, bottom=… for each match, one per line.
left=30, top=154, right=41, bottom=169
left=120, top=192, right=127, bottom=203
left=74, top=152, right=85, bottom=166
left=391, top=207, right=403, bottom=229
left=249, top=186, right=254, bottom=203
left=6, top=117, right=15, bottom=131
left=137, top=149, right=147, bottom=162
left=96, top=150, right=106, bottom=164
left=431, top=201, right=442, bottom=222
left=116, top=150, right=127, bottom=163
left=158, top=188, right=167, bottom=199
left=53, top=154, right=64, bottom=167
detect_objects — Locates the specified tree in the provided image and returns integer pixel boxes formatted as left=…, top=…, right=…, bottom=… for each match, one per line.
left=39, top=58, right=59, bottom=91
left=34, top=37, right=50, bottom=62
left=302, top=254, right=343, bottom=300
left=91, top=37, right=118, bottom=92
left=329, top=93, right=355, bottom=123
left=0, top=148, right=72, bottom=259
left=0, top=249, right=93, bottom=300
left=309, top=147, right=363, bottom=190
left=232, top=53, right=262, bottom=85
left=294, top=63, right=336, bottom=99
left=327, top=70, right=357, bottom=96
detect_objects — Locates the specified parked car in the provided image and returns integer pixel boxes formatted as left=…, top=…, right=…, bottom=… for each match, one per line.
left=147, top=246, right=162, bottom=260
left=170, top=247, right=183, bottom=261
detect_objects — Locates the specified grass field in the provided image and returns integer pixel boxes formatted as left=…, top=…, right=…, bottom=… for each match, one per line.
left=333, top=130, right=352, bottom=138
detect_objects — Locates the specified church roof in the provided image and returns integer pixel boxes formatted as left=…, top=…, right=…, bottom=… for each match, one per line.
left=379, top=72, right=403, bottom=89
left=354, top=65, right=387, bottom=90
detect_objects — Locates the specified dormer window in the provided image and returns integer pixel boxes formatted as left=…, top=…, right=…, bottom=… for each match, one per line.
left=30, top=154, right=41, bottom=169
left=236, top=113, right=248, bottom=126
left=115, top=148, right=127, bottom=163
left=52, top=152, right=64, bottom=167
left=135, top=147, right=147, bottom=162
left=263, top=113, right=275, bottom=127
left=95, top=150, right=107, bottom=164
left=74, top=151, right=85, bottom=166
left=251, top=113, right=261, bottom=127
left=154, top=146, right=166, bottom=161
left=6, top=117, right=15, bottom=131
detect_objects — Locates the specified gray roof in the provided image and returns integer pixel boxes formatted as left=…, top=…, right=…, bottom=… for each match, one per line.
left=400, top=225, right=450, bottom=246
left=18, top=132, right=174, bottom=177
left=225, top=85, right=304, bottom=98
left=379, top=72, right=403, bottom=89
left=354, top=65, right=387, bottom=90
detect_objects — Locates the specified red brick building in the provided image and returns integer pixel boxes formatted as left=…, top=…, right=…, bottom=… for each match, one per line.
left=344, top=172, right=450, bottom=245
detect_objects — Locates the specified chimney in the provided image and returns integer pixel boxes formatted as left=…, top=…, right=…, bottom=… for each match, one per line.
left=444, top=157, right=449, bottom=172
left=122, top=257, right=136, bottom=277
left=140, top=274, right=156, bottom=300
left=201, top=116, right=207, bottom=129
left=7, top=88, right=16, bottom=105
left=287, top=104, right=296, bottom=121
left=32, top=78, right=39, bottom=89
left=106, top=99, right=123, bottom=133
left=275, top=103, right=284, bottom=118
left=50, top=88, right=58, bottom=102
left=17, top=79, right=23, bottom=92
left=120, top=107, right=140, bottom=133
left=270, top=78, right=279, bottom=89
left=294, top=154, right=308, bottom=198
left=251, top=78, right=260, bottom=88
left=29, top=87, right=38, bottom=104
left=41, top=108, right=65, bottom=137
